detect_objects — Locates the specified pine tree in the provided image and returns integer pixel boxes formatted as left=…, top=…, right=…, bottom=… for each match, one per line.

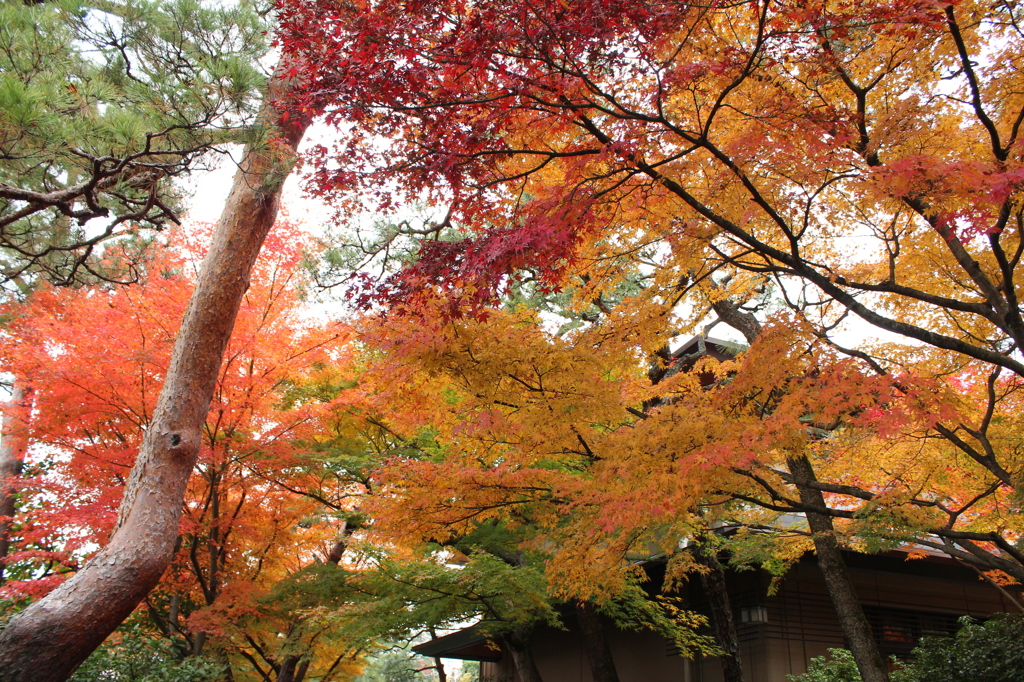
left=0, top=0, right=267, bottom=287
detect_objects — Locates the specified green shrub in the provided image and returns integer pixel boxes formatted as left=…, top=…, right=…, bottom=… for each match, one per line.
left=69, top=621, right=224, bottom=682
left=787, top=648, right=862, bottom=682
left=905, top=614, right=1024, bottom=682
left=787, top=615, right=1024, bottom=682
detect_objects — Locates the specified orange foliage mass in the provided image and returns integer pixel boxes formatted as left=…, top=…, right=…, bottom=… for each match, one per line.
left=0, top=222, right=363, bottom=674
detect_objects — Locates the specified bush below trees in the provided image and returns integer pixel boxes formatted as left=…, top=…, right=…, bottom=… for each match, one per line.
left=788, top=615, right=1024, bottom=682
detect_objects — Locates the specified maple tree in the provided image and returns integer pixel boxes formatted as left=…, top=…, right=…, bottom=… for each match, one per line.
left=236, top=314, right=719, bottom=682
left=343, top=303, right=932, bottom=681
left=346, top=309, right=744, bottom=680
left=278, top=2, right=1024, bottom=679
left=0, top=223, right=367, bottom=680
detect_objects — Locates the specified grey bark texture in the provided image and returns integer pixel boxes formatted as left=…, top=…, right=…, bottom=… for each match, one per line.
left=0, top=63, right=310, bottom=682
left=788, top=454, right=890, bottom=682
left=709, top=303, right=887, bottom=681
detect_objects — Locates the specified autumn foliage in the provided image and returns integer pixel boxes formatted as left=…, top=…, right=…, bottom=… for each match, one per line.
left=2, top=0, right=1024, bottom=679
left=0, top=224, right=364, bottom=676
left=278, top=0, right=1024, bottom=599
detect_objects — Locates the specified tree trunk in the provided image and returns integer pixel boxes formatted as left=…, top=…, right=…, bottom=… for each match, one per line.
left=425, top=626, right=449, bottom=682
left=697, top=308, right=884, bottom=681
left=277, top=656, right=302, bottom=682
left=324, top=523, right=352, bottom=566
left=433, top=656, right=447, bottom=682
left=503, top=627, right=544, bottom=682
left=292, top=658, right=310, bottom=682
left=574, top=602, right=620, bottom=682
left=0, top=383, right=31, bottom=585
left=788, top=454, right=889, bottom=682
left=0, top=63, right=311, bottom=682
left=693, top=541, right=744, bottom=682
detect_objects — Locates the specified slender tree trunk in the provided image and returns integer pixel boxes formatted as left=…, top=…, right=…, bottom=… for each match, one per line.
left=574, top=602, right=620, bottom=682
left=0, top=64, right=311, bottom=682
left=502, top=627, right=544, bottom=682
left=324, top=524, right=351, bottom=566
left=0, top=383, right=31, bottom=585
left=207, top=469, right=222, bottom=607
left=788, top=454, right=889, bottom=682
left=693, top=540, right=744, bottom=682
left=433, top=656, right=448, bottom=682
left=427, top=628, right=448, bottom=682
left=699, top=300, right=885, bottom=680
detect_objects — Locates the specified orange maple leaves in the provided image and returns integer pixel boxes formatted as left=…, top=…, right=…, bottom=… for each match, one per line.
left=0, top=222, right=359, bottom=629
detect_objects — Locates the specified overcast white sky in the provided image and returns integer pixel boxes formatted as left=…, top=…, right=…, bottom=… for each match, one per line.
left=181, top=137, right=334, bottom=228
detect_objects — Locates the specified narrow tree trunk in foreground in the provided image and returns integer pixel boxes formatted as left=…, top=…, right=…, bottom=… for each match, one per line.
left=575, top=602, right=621, bottom=682
left=0, top=65, right=310, bottom=682
left=788, top=455, right=889, bottom=682
left=699, top=304, right=885, bottom=680
left=0, top=383, right=31, bottom=585
left=693, top=541, right=744, bottom=682
left=503, top=627, right=544, bottom=682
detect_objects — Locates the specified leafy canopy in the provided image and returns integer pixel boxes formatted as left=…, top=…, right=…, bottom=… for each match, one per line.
left=0, top=223, right=365, bottom=680
left=0, top=0, right=267, bottom=287
left=280, top=0, right=1024, bottom=591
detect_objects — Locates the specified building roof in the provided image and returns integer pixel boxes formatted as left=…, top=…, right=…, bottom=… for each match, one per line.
left=412, top=625, right=503, bottom=661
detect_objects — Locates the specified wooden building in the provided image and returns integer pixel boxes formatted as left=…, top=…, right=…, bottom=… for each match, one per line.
left=415, top=549, right=1017, bottom=682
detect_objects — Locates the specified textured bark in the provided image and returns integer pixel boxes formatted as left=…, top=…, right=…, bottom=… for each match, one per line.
left=503, top=627, right=544, bottom=682
left=324, top=525, right=351, bottom=566
left=788, top=455, right=889, bottom=682
left=0, top=64, right=311, bottom=682
left=574, top=602, right=620, bottom=682
left=0, top=383, right=31, bottom=585
left=693, top=542, right=744, bottom=682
